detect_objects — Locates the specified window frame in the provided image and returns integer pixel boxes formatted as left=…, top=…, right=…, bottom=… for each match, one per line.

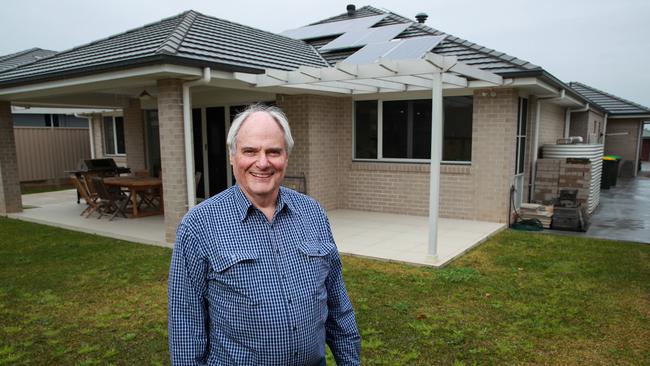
left=103, top=116, right=126, bottom=156
left=352, top=96, right=472, bottom=165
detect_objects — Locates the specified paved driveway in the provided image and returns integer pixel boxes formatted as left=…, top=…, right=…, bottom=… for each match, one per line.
left=584, top=176, right=650, bottom=244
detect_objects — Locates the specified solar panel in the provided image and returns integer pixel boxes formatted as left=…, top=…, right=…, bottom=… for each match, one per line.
left=343, top=35, right=446, bottom=64
left=280, top=15, right=387, bottom=40
left=319, top=23, right=410, bottom=52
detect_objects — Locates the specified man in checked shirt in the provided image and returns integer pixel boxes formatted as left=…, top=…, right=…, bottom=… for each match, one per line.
left=168, top=104, right=361, bottom=365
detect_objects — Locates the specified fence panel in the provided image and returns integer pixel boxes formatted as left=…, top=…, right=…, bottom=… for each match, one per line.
left=14, top=127, right=91, bottom=182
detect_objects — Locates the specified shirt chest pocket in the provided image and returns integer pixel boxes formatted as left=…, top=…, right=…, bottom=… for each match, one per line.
left=208, top=251, right=261, bottom=307
left=297, top=240, right=336, bottom=292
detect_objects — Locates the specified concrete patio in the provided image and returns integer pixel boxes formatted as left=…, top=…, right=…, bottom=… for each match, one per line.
left=11, top=189, right=505, bottom=267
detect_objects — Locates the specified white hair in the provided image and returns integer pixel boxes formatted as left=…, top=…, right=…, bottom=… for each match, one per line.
left=226, top=104, right=294, bottom=155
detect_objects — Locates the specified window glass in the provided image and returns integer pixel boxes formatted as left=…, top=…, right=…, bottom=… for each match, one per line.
left=103, top=117, right=115, bottom=155
left=115, top=117, right=125, bottom=154
left=353, top=97, right=473, bottom=162
left=354, top=101, right=378, bottom=159
left=442, top=96, right=473, bottom=162
left=412, top=100, right=432, bottom=159
left=382, top=100, right=409, bottom=158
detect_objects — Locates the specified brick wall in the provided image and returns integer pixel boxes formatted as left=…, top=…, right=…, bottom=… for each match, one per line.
left=570, top=110, right=605, bottom=144
left=471, top=88, right=518, bottom=222
left=534, top=158, right=591, bottom=206
left=538, top=102, right=566, bottom=145
left=277, top=94, right=347, bottom=210
left=91, top=114, right=127, bottom=166
left=123, top=99, right=146, bottom=171
left=605, top=119, right=641, bottom=163
left=0, top=101, right=22, bottom=214
left=339, top=89, right=518, bottom=222
left=157, top=79, right=187, bottom=243
left=569, top=111, right=588, bottom=140
left=279, top=89, right=520, bottom=223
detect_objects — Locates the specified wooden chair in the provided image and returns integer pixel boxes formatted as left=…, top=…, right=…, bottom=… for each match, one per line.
left=71, top=175, right=99, bottom=217
left=91, top=177, right=129, bottom=221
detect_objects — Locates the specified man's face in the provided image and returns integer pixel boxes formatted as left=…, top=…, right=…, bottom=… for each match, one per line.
left=230, top=111, right=289, bottom=206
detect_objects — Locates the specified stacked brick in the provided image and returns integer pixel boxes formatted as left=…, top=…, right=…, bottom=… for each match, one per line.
left=533, top=158, right=591, bottom=206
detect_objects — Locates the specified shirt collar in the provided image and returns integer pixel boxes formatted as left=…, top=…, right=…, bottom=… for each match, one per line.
left=232, top=185, right=293, bottom=222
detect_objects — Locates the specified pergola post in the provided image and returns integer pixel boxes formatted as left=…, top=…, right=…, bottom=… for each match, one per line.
left=427, top=71, right=443, bottom=260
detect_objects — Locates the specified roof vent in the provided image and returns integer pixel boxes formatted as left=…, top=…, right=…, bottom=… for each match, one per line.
left=415, top=12, right=428, bottom=24
left=347, top=4, right=356, bottom=16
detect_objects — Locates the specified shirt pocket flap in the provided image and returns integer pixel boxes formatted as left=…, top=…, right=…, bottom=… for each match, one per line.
left=298, top=240, right=336, bottom=257
left=212, top=251, right=258, bottom=273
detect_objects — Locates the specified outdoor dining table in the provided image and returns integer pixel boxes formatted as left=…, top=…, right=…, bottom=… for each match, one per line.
left=103, top=176, right=163, bottom=218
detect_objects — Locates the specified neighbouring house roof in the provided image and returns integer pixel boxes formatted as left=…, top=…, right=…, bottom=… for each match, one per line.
left=300, top=5, right=541, bottom=74
left=0, top=48, right=57, bottom=72
left=569, top=82, right=650, bottom=117
left=0, top=10, right=328, bottom=87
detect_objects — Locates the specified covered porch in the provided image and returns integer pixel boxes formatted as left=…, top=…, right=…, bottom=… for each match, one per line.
left=12, top=190, right=504, bottom=266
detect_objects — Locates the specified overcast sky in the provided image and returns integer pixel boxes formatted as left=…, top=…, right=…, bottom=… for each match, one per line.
left=1, top=0, right=648, bottom=108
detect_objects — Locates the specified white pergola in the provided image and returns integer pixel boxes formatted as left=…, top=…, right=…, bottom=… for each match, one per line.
left=232, top=52, right=504, bottom=260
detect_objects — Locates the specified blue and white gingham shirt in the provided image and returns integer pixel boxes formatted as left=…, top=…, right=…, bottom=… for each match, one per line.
left=168, top=185, right=361, bottom=365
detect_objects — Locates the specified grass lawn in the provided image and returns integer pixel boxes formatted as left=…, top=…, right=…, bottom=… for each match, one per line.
left=0, top=218, right=648, bottom=365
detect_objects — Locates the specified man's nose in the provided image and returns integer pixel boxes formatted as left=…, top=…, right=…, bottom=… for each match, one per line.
left=256, top=153, right=270, bottom=168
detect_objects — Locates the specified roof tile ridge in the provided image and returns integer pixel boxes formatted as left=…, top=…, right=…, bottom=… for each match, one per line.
left=308, top=5, right=384, bottom=25
left=2, top=11, right=191, bottom=75
left=0, top=47, right=40, bottom=63
left=156, top=10, right=199, bottom=55
left=570, top=81, right=650, bottom=112
left=0, top=48, right=59, bottom=75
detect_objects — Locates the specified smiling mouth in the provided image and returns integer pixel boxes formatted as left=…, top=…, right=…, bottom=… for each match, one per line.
left=250, top=172, right=274, bottom=178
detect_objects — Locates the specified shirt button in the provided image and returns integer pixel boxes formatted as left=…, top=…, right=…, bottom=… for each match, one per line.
left=288, top=299, right=292, bottom=304
left=292, top=326, right=297, bottom=331
left=293, top=352, right=298, bottom=357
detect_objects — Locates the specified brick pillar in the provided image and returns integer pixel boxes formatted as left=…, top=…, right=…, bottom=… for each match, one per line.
left=472, top=88, right=518, bottom=223
left=157, top=79, right=188, bottom=243
left=0, top=101, right=22, bottom=215
left=123, top=99, right=146, bottom=171
left=91, top=114, right=104, bottom=158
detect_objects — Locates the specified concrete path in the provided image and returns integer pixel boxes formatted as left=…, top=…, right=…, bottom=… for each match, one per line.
left=11, top=189, right=505, bottom=267
left=583, top=176, right=650, bottom=244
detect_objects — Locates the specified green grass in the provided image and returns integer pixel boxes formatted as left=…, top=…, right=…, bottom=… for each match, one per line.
left=0, top=218, right=648, bottom=365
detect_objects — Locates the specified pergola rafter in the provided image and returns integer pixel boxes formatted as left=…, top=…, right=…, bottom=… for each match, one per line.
left=233, top=52, right=502, bottom=95
left=233, top=52, right=504, bottom=261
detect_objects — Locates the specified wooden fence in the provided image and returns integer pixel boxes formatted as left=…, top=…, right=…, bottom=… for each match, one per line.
left=14, top=127, right=91, bottom=182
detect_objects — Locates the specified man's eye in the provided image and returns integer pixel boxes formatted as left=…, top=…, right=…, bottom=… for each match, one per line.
left=242, top=150, right=255, bottom=156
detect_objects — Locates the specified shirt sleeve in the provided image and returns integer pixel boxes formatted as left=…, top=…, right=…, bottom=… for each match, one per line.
left=322, top=213, right=362, bottom=365
left=168, top=223, right=210, bottom=366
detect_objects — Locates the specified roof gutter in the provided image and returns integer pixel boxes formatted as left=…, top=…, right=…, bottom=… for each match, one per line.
left=182, top=67, right=211, bottom=211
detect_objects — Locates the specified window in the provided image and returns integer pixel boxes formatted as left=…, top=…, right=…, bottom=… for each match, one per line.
left=354, top=97, right=473, bottom=162
left=515, top=98, right=528, bottom=174
left=103, top=116, right=125, bottom=155
left=354, top=100, right=378, bottom=159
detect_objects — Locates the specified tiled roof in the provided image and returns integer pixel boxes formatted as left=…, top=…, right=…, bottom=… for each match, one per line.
left=569, top=82, right=650, bottom=116
left=0, top=11, right=327, bottom=87
left=0, top=48, right=57, bottom=72
left=306, top=6, right=540, bottom=74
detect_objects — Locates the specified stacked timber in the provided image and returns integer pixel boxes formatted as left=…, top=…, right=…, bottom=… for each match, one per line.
left=519, top=203, right=553, bottom=228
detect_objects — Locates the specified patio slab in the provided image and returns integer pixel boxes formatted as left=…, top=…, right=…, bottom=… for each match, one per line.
left=10, top=190, right=505, bottom=267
